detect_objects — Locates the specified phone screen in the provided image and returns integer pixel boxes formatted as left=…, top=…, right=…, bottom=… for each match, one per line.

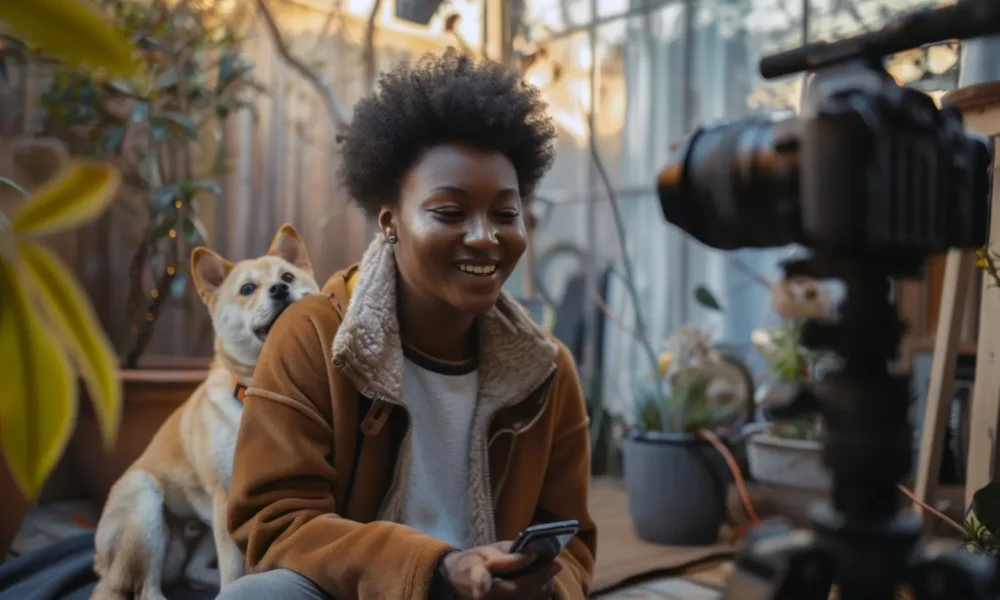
left=498, top=520, right=579, bottom=580
left=510, top=530, right=576, bottom=562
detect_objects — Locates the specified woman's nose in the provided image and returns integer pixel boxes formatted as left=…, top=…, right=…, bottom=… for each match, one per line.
left=464, top=216, right=499, bottom=248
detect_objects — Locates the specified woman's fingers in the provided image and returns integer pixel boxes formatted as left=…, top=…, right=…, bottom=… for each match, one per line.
left=483, top=550, right=535, bottom=575
left=467, top=560, right=493, bottom=599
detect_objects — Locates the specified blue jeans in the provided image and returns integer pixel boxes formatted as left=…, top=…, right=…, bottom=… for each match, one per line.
left=216, top=569, right=333, bottom=599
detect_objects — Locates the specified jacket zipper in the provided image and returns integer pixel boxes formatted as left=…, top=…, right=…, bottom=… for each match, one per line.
left=372, top=392, right=411, bottom=519
left=341, top=425, right=366, bottom=517
left=481, top=369, right=556, bottom=542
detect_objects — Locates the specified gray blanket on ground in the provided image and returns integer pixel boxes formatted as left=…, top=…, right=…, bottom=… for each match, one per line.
left=0, top=534, right=217, bottom=600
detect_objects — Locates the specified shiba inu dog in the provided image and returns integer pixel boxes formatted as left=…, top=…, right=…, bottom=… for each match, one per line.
left=91, top=224, right=321, bottom=600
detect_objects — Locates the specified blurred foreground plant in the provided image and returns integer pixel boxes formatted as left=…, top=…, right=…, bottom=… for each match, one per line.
left=0, top=162, right=123, bottom=499
left=0, top=0, right=132, bottom=499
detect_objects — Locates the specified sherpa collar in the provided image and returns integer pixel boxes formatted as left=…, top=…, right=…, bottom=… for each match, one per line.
left=331, top=235, right=558, bottom=412
left=330, top=235, right=559, bottom=545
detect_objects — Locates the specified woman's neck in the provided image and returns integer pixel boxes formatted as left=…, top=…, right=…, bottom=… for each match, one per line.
left=396, top=282, right=477, bottom=363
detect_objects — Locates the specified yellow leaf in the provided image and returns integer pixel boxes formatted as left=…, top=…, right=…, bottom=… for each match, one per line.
left=0, top=0, right=137, bottom=77
left=17, top=242, right=121, bottom=450
left=11, top=161, right=121, bottom=237
left=0, top=259, right=76, bottom=500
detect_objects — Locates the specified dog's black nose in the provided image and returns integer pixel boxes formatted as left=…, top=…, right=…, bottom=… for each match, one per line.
left=269, top=282, right=290, bottom=300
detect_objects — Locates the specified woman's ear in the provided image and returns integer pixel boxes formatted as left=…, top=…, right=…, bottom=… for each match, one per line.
left=377, top=207, right=395, bottom=238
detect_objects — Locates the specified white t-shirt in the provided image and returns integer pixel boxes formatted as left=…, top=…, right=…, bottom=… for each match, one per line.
left=398, top=344, right=479, bottom=550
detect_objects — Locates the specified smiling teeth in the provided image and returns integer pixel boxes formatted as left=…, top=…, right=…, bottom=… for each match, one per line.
left=457, top=264, right=496, bottom=275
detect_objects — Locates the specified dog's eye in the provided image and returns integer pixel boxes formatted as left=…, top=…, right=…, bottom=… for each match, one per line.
left=239, top=283, right=257, bottom=296
left=281, top=272, right=294, bottom=283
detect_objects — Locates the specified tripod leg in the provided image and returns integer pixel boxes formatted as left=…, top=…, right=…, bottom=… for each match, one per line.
left=723, top=524, right=834, bottom=600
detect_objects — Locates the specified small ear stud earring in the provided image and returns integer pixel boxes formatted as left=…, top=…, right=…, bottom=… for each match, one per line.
left=387, top=234, right=398, bottom=244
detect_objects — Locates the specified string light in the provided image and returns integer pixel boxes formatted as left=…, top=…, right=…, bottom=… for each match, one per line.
left=145, top=312, right=154, bottom=321
left=174, top=200, right=183, bottom=209
left=167, top=266, right=176, bottom=275
left=151, top=289, right=159, bottom=298
left=168, top=229, right=177, bottom=238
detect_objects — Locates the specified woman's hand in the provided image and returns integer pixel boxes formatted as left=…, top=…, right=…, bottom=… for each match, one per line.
left=442, top=541, right=562, bottom=599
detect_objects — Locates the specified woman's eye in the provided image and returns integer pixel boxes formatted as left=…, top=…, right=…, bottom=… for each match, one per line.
left=240, top=283, right=257, bottom=296
left=433, top=208, right=464, bottom=219
left=497, top=210, right=520, bottom=220
left=281, top=272, right=294, bottom=283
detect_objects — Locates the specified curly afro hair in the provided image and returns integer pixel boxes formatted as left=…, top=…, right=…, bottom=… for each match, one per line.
left=338, top=49, right=556, bottom=216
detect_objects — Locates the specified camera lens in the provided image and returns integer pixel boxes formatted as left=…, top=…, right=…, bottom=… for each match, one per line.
left=657, top=117, right=802, bottom=250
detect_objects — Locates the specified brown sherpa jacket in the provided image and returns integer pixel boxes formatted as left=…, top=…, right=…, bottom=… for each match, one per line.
left=227, top=236, right=597, bottom=599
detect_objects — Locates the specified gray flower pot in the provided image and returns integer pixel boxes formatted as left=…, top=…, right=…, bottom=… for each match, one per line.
left=623, top=432, right=732, bottom=546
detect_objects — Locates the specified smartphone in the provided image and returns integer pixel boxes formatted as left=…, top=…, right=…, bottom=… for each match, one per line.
left=496, top=519, right=580, bottom=581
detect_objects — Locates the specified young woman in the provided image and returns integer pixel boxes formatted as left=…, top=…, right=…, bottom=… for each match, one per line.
left=219, top=49, right=596, bottom=600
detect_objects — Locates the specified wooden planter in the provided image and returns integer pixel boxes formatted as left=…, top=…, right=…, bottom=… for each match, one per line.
left=0, top=446, right=31, bottom=559
left=69, top=358, right=210, bottom=509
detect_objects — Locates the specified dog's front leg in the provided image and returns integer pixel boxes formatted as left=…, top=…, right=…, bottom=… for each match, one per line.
left=211, top=491, right=245, bottom=588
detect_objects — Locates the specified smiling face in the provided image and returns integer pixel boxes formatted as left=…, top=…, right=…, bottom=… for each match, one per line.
left=380, top=143, right=528, bottom=317
left=191, top=224, right=321, bottom=365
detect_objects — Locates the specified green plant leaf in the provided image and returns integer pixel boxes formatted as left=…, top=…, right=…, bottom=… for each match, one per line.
left=694, top=285, right=723, bottom=312
left=151, top=183, right=180, bottom=209
left=0, top=0, right=138, bottom=77
left=154, top=72, right=179, bottom=92
left=137, top=150, right=161, bottom=189
left=152, top=112, right=198, bottom=139
left=17, top=242, right=121, bottom=451
left=972, top=481, right=1000, bottom=535
left=0, top=259, right=76, bottom=500
left=104, top=124, right=127, bottom=152
left=11, top=160, right=121, bottom=236
left=170, top=272, right=187, bottom=298
left=107, top=79, right=136, bottom=96
left=182, top=213, right=208, bottom=244
left=191, top=180, right=221, bottom=196
left=131, top=102, right=149, bottom=123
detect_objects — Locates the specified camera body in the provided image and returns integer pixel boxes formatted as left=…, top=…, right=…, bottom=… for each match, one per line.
left=658, top=57, right=992, bottom=256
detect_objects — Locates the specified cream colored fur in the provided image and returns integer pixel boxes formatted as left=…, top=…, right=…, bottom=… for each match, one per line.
left=91, top=224, right=320, bottom=600
left=327, top=235, right=559, bottom=547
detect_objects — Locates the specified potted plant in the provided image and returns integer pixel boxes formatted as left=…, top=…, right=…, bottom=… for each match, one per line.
left=7, top=0, right=259, bottom=506
left=623, top=325, right=754, bottom=546
left=742, top=277, right=839, bottom=528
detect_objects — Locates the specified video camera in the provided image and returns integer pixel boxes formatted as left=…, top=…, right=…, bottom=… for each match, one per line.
left=654, top=2, right=1000, bottom=599
left=658, top=2, right=996, bottom=258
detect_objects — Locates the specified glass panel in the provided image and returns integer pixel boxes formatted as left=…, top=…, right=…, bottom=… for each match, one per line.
left=597, top=0, right=631, bottom=20
left=808, top=0, right=939, bottom=42
left=518, top=0, right=594, bottom=39
left=696, top=0, right=806, bottom=116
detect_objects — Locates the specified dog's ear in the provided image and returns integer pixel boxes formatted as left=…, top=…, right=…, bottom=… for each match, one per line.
left=191, top=247, right=233, bottom=303
left=267, top=223, right=313, bottom=275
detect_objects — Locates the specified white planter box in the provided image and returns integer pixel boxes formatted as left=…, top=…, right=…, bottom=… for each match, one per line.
left=746, top=432, right=832, bottom=492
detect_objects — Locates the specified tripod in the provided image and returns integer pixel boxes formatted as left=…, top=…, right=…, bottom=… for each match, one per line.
left=724, top=255, right=1000, bottom=600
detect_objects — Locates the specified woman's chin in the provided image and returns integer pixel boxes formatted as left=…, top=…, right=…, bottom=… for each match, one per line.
left=449, top=291, right=503, bottom=317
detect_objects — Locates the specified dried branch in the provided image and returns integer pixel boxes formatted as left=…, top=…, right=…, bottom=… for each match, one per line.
left=309, top=0, right=342, bottom=54
left=728, top=255, right=773, bottom=290
left=586, top=107, right=661, bottom=384
left=254, top=0, right=349, bottom=130
left=362, top=0, right=383, bottom=93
